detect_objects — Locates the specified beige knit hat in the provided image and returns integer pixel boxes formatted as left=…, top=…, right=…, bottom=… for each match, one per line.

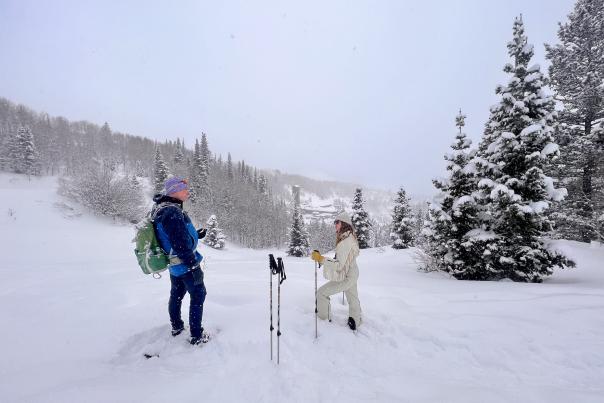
left=333, top=211, right=353, bottom=226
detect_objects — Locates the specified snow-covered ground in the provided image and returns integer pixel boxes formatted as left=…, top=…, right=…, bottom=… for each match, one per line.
left=1, top=173, right=603, bottom=403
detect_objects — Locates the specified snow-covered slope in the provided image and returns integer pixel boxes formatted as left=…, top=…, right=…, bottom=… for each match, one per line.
left=1, top=173, right=603, bottom=403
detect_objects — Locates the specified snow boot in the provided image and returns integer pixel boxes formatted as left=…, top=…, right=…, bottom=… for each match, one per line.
left=190, top=330, right=211, bottom=345
left=171, top=326, right=185, bottom=337
left=347, top=317, right=356, bottom=331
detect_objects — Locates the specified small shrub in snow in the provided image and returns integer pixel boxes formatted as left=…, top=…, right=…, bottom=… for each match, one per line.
left=203, top=214, right=226, bottom=249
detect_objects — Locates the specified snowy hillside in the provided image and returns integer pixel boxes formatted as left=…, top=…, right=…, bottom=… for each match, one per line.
left=1, top=173, right=603, bottom=403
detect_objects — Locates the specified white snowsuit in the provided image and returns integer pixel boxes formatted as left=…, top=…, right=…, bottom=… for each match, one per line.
left=317, top=232, right=362, bottom=325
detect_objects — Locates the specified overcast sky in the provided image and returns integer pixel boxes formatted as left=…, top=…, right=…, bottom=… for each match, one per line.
left=0, top=0, right=576, bottom=197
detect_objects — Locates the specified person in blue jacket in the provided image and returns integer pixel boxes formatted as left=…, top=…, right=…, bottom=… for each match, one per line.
left=153, top=176, right=209, bottom=345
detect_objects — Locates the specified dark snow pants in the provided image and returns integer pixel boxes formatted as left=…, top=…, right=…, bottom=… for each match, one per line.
left=169, top=270, right=207, bottom=338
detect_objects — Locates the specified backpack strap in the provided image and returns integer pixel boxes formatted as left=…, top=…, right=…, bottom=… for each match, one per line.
left=150, top=201, right=185, bottom=266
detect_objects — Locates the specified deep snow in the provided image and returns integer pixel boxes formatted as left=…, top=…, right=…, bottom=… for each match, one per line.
left=0, top=174, right=603, bottom=403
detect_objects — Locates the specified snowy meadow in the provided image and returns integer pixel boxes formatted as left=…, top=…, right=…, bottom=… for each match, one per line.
left=1, top=174, right=602, bottom=403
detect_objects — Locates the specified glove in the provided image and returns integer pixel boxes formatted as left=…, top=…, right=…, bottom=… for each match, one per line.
left=311, top=250, right=324, bottom=264
left=197, top=228, right=207, bottom=239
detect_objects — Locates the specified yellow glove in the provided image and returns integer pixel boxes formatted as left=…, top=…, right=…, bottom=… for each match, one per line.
left=311, top=250, right=324, bottom=263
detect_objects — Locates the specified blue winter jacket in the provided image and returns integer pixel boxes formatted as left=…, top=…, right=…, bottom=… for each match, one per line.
left=152, top=194, right=203, bottom=277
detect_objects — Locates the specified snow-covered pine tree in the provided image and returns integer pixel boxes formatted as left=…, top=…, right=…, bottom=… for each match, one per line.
left=545, top=0, right=604, bottom=242
left=473, top=16, right=574, bottom=282
left=204, top=214, right=226, bottom=249
left=24, top=127, right=39, bottom=178
left=390, top=187, right=414, bottom=249
left=173, top=138, right=185, bottom=165
left=153, top=147, right=169, bottom=193
left=19, top=127, right=38, bottom=178
left=227, top=152, right=234, bottom=181
left=287, top=203, right=310, bottom=257
left=425, top=110, right=481, bottom=277
left=189, top=138, right=202, bottom=204
left=8, top=127, right=38, bottom=177
left=351, top=188, right=371, bottom=249
left=172, top=138, right=187, bottom=177
left=199, top=133, right=210, bottom=202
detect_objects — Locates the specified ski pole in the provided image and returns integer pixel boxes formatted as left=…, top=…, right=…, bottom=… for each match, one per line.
left=269, top=254, right=286, bottom=364
left=269, top=254, right=275, bottom=361
left=314, top=260, right=318, bottom=339
left=277, top=257, right=283, bottom=364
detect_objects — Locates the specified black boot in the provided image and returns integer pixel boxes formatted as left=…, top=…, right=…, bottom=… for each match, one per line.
left=171, top=326, right=185, bottom=337
left=190, top=330, right=211, bottom=345
left=347, top=317, right=356, bottom=331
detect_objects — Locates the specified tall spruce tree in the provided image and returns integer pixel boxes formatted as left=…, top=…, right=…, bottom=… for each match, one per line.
left=287, top=203, right=310, bottom=257
left=227, top=152, right=234, bottom=181
left=172, top=138, right=186, bottom=177
left=351, top=188, right=371, bottom=249
left=199, top=133, right=211, bottom=203
left=20, top=127, right=38, bottom=178
left=473, top=16, right=574, bottom=282
left=153, top=147, right=169, bottom=193
left=390, top=187, right=414, bottom=249
left=425, top=110, right=481, bottom=277
left=188, top=139, right=202, bottom=204
left=545, top=0, right=604, bottom=242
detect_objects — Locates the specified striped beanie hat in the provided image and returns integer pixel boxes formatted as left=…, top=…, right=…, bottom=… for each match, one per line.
left=164, top=176, right=189, bottom=195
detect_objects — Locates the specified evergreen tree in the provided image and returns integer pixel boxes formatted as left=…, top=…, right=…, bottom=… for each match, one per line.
left=473, top=16, right=574, bottom=282
left=287, top=204, right=310, bottom=257
left=545, top=0, right=604, bottom=242
left=21, top=126, right=38, bottom=178
left=425, top=110, right=481, bottom=277
left=172, top=138, right=186, bottom=177
left=173, top=138, right=185, bottom=165
left=351, top=188, right=371, bottom=249
left=189, top=138, right=202, bottom=204
left=153, top=147, right=169, bottom=193
left=390, top=187, right=414, bottom=248
left=8, top=126, right=38, bottom=177
left=198, top=133, right=210, bottom=203
left=203, top=214, right=226, bottom=249
left=227, top=152, right=234, bottom=181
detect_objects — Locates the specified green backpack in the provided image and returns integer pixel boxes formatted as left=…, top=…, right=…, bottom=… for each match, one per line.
left=133, top=204, right=172, bottom=278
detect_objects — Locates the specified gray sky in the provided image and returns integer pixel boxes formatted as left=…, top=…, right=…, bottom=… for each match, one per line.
left=0, top=0, right=575, bottom=197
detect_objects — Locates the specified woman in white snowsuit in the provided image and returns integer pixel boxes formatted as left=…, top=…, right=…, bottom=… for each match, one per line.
left=311, top=211, right=362, bottom=330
